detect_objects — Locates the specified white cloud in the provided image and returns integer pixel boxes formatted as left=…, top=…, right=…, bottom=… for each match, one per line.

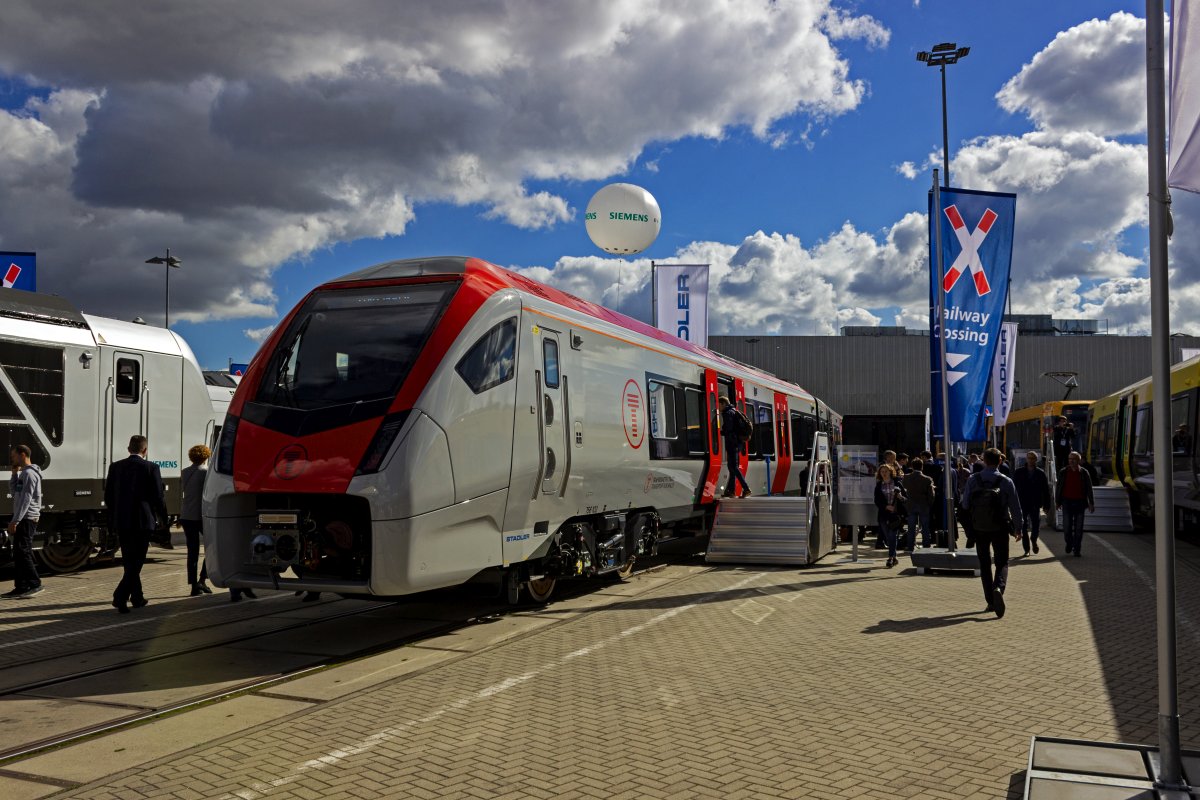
left=0, top=0, right=886, bottom=323
left=243, top=325, right=276, bottom=343
left=895, top=161, right=918, bottom=179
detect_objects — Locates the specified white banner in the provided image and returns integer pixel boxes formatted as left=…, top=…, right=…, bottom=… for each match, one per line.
left=1170, top=0, right=1200, bottom=193
left=991, top=321, right=1019, bottom=427
left=653, top=264, right=709, bottom=347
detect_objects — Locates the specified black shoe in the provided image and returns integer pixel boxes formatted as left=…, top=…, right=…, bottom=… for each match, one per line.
left=721, top=492, right=734, bottom=499
left=302, top=591, right=320, bottom=602
left=230, top=592, right=242, bottom=603
left=1074, top=551, right=1082, bottom=557
left=1033, top=543, right=1040, bottom=554
left=19, top=586, right=43, bottom=598
left=743, top=491, right=752, bottom=498
left=131, top=597, right=149, bottom=609
left=190, top=584, right=204, bottom=597
left=112, top=599, right=130, bottom=614
left=1, top=588, right=25, bottom=599
left=993, top=588, right=1006, bottom=619
left=198, top=582, right=212, bottom=594
left=1023, top=548, right=1030, bottom=556
left=244, top=588, right=258, bottom=599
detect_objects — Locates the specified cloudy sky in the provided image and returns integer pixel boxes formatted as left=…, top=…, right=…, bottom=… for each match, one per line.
left=0, top=0, right=1193, bottom=368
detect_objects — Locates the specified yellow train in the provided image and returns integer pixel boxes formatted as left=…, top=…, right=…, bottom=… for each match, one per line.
left=1084, top=354, right=1200, bottom=529
left=1000, top=400, right=1093, bottom=458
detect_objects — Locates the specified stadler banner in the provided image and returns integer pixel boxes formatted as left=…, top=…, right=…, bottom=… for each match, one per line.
left=990, top=321, right=1019, bottom=428
left=0, top=251, right=36, bottom=292
left=928, top=187, right=1016, bottom=442
left=653, top=263, right=709, bottom=347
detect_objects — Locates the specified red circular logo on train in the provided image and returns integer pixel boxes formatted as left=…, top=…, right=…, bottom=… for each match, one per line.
left=622, top=379, right=645, bottom=449
left=274, top=444, right=309, bottom=480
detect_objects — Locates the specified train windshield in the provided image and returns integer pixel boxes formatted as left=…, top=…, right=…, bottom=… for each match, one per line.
left=1064, top=405, right=1089, bottom=433
left=256, top=282, right=456, bottom=410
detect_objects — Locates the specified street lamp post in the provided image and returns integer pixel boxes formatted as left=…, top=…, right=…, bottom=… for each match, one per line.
left=916, top=42, right=970, bottom=188
left=145, top=249, right=182, bottom=329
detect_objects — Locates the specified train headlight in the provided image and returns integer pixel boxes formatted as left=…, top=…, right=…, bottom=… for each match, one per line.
left=215, top=414, right=239, bottom=475
left=249, top=533, right=276, bottom=563
left=275, top=532, right=299, bottom=562
left=356, top=411, right=410, bottom=475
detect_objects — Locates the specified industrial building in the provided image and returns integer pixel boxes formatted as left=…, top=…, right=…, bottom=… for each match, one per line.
left=710, top=318, right=1200, bottom=455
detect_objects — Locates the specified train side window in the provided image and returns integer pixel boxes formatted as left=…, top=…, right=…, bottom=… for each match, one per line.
left=648, top=381, right=678, bottom=440
left=1172, top=395, right=1192, bottom=455
left=542, top=338, right=559, bottom=388
left=116, top=358, right=140, bottom=404
left=0, top=341, right=66, bottom=445
left=791, top=412, right=816, bottom=461
left=684, top=388, right=705, bottom=455
left=455, top=318, right=517, bottom=394
left=0, top=424, right=50, bottom=468
left=743, top=401, right=758, bottom=457
left=1134, top=406, right=1153, bottom=455
left=752, top=402, right=775, bottom=458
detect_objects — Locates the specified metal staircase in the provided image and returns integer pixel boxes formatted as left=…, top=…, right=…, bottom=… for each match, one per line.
left=705, top=496, right=815, bottom=565
left=1054, top=485, right=1134, bottom=532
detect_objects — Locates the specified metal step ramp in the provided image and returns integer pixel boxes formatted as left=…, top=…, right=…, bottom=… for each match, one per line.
left=1054, top=485, right=1134, bottom=532
left=706, top=496, right=812, bottom=565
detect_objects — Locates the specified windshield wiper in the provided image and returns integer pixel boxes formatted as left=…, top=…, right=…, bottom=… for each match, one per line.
left=271, top=316, right=312, bottom=408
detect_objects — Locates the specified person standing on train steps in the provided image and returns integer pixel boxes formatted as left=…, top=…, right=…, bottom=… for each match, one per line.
left=4, top=445, right=43, bottom=599
left=106, top=435, right=168, bottom=614
left=181, top=445, right=213, bottom=596
left=961, top=448, right=1023, bottom=618
left=1055, top=451, right=1095, bottom=557
left=1013, top=451, right=1052, bottom=556
left=1051, top=416, right=1076, bottom=472
left=718, top=396, right=752, bottom=498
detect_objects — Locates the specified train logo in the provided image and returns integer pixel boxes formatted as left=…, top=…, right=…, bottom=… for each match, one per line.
left=622, top=379, right=645, bottom=449
left=3, top=263, right=21, bottom=289
left=273, top=444, right=310, bottom=480
left=942, top=205, right=998, bottom=296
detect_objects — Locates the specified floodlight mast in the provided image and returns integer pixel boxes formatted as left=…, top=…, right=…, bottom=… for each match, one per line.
left=145, top=248, right=182, bottom=329
left=916, top=42, right=970, bottom=188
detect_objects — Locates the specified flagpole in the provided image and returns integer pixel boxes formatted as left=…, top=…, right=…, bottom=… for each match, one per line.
left=651, top=261, right=657, bottom=328
left=1146, top=0, right=1184, bottom=788
left=933, top=170, right=958, bottom=550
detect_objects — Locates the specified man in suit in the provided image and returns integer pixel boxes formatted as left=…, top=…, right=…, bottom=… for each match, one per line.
left=106, top=435, right=168, bottom=613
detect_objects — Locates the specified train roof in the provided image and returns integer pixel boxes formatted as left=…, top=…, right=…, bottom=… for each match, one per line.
left=324, top=256, right=824, bottom=406
left=0, top=286, right=89, bottom=329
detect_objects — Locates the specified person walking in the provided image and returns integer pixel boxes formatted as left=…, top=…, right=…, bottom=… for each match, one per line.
left=1055, top=451, right=1095, bottom=557
left=106, top=435, right=168, bottom=613
left=902, top=457, right=935, bottom=549
left=4, top=445, right=44, bottom=599
left=874, top=464, right=906, bottom=568
left=718, top=396, right=751, bottom=498
left=961, top=448, right=1023, bottom=618
left=1013, top=451, right=1052, bottom=555
left=180, top=445, right=213, bottom=596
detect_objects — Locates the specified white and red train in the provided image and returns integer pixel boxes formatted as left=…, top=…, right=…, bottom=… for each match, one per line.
left=203, top=257, right=840, bottom=601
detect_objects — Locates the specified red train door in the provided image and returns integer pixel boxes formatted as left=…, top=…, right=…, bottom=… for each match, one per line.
left=734, top=379, right=748, bottom=496
left=700, top=368, right=722, bottom=504
left=772, top=392, right=791, bottom=494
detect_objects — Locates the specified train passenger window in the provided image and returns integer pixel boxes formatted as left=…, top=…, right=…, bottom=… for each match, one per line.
left=684, top=388, right=705, bottom=455
left=1134, top=406, right=1153, bottom=455
left=743, top=402, right=758, bottom=457
left=791, top=412, right=816, bottom=461
left=1172, top=395, right=1192, bottom=455
left=753, top=403, right=775, bottom=458
left=116, top=358, right=140, bottom=404
left=0, top=341, right=66, bottom=445
left=648, top=382, right=677, bottom=440
left=456, top=318, right=517, bottom=394
left=543, top=338, right=559, bottom=388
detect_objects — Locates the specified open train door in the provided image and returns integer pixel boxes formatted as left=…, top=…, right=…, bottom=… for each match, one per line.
left=771, top=391, right=792, bottom=495
left=699, top=368, right=722, bottom=504
left=734, top=379, right=749, bottom=497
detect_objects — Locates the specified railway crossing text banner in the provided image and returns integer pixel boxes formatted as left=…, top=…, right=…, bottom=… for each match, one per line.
left=652, top=263, right=709, bottom=348
left=928, top=187, right=1016, bottom=442
left=1, top=252, right=35, bottom=291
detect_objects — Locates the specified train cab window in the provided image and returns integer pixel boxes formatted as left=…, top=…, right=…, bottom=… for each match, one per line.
left=1134, top=406, right=1153, bottom=455
left=648, top=382, right=678, bottom=440
left=456, top=318, right=517, bottom=394
left=116, top=358, right=140, bottom=404
left=1172, top=395, right=1193, bottom=455
left=542, top=338, right=560, bottom=388
left=684, top=388, right=705, bottom=455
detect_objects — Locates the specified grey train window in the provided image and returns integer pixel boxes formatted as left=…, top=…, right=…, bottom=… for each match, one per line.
left=456, top=318, right=517, bottom=394
left=116, top=358, right=140, bottom=404
left=543, top=338, right=560, bottom=388
left=0, top=341, right=65, bottom=446
left=0, top=424, right=49, bottom=467
left=648, top=381, right=678, bottom=440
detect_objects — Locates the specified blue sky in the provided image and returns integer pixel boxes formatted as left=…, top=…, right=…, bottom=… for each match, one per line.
left=0, top=1, right=1187, bottom=369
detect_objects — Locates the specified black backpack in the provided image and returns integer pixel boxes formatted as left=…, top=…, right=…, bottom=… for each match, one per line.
left=969, top=476, right=1009, bottom=533
left=731, top=408, right=753, bottom=440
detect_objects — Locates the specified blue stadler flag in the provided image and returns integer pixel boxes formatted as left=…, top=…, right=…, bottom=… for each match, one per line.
left=928, top=187, right=1016, bottom=443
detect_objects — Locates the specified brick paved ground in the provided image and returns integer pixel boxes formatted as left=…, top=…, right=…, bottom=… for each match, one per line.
left=16, top=527, right=1200, bottom=799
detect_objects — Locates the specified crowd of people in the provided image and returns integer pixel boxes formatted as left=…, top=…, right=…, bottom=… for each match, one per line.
left=873, top=442, right=1096, bottom=618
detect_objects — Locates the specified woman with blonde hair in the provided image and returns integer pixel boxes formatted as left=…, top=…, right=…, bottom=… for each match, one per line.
left=873, top=463, right=907, bottom=568
left=181, top=444, right=218, bottom=596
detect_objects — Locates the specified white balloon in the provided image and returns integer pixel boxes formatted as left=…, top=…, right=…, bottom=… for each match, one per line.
left=584, top=183, right=661, bottom=255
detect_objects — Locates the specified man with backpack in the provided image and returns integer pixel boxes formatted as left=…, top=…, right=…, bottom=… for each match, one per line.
left=717, top=396, right=752, bottom=498
left=960, top=447, right=1023, bottom=618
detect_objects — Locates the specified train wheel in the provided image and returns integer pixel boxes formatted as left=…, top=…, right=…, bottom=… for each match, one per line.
left=525, top=576, right=557, bottom=603
left=36, top=542, right=93, bottom=574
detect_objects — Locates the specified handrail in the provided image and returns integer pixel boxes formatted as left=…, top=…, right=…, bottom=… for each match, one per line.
left=559, top=374, right=571, bottom=498
left=103, top=377, right=114, bottom=476
left=532, top=369, right=544, bottom=500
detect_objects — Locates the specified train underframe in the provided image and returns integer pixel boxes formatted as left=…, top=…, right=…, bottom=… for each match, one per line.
left=0, top=511, right=122, bottom=574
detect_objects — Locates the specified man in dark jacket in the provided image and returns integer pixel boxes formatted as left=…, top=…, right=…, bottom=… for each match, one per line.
left=961, top=448, right=1023, bottom=618
left=1013, top=450, right=1052, bottom=555
left=1051, top=416, right=1077, bottom=472
left=1055, top=451, right=1095, bottom=557
left=717, top=397, right=751, bottom=498
left=106, top=435, right=168, bottom=613
left=901, top=458, right=935, bottom=549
